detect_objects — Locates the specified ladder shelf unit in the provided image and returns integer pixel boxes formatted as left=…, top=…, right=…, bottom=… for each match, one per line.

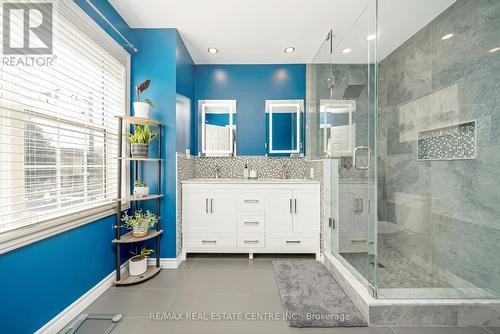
left=113, top=115, right=163, bottom=286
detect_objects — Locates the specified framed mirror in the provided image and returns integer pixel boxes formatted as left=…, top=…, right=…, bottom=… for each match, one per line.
left=265, top=99, right=303, bottom=154
left=320, top=99, right=356, bottom=157
left=199, top=100, right=236, bottom=156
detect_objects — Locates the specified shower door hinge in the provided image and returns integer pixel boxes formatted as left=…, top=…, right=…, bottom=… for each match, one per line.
left=328, top=218, right=336, bottom=229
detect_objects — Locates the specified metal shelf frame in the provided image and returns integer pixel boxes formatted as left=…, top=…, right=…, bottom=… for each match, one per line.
left=114, top=116, right=163, bottom=285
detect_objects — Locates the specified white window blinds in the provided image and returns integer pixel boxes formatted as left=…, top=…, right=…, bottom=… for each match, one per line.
left=0, top=1, right=128, bottom=232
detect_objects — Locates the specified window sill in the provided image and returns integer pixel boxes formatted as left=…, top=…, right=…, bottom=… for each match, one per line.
left=0, top=202, right=125, bottom=254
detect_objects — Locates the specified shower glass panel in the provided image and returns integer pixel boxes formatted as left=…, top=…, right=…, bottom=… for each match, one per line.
left=376, top=0, right=500, bottom=299
left=308, top=0, right=378, bottom=294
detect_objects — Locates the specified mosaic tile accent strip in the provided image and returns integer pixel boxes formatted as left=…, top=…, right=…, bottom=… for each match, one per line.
left=417, top=121, right=476, bottom=161
left=176, top=154, right=196, bottom=257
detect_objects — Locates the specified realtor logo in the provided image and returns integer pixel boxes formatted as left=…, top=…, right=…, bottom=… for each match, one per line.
left=2, top=2, right=53, bottom=55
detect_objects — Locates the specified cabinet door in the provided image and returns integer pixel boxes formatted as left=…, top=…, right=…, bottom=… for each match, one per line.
left=210, top=189, right=238, bottom=233
left=292, top=187, right=320, bottom=234
left=338, top=188, right=356, bottom=233
left=267, top=189, right=293, bottom=236
left=182, top=187, right=211, bottom=233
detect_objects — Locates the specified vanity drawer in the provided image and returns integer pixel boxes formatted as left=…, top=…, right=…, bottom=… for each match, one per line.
left=238, top=193, right=265, bottom=210
left=238, top=214, right=265, bottom=232
left=184, top=236, right=236, bottom=248
left=268, top=236, right=318, bottom=250
left=238, top=233, right=265, bottom=248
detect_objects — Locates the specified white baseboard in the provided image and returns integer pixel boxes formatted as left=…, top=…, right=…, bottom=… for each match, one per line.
left=148, top=255, right=186, bottom=269
left=37, top=256, right=185, bottom=334
left=36, top=264, right=127, bottom=334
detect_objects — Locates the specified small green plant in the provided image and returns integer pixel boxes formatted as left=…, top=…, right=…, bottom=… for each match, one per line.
left=121, top=210, right=158, bottom=233
left=125, top=125, right=156, bottom=144
left=130, top=247, right=155, bottom=260
left=135, top=80, right=155, bottom=108
left=134, top=180, right=147, bottom=187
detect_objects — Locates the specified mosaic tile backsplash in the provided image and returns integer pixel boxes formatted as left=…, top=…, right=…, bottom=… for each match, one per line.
left=417, top=121, right=476, bottom=161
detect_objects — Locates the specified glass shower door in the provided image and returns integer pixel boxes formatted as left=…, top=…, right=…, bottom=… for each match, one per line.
left=308, top=0, right=378, bottom=296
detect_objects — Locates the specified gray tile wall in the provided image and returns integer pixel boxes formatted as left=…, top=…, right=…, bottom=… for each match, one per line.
left=378, top=0, right=500, bottom=296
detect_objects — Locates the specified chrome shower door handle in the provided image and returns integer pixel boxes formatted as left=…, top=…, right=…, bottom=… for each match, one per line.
left=353, top=146, right=371, bottom=170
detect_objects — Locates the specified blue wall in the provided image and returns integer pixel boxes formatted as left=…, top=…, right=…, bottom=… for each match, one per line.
left=194, top=64, right=306, bottom=155
left=131, top=29, right=178, bottom=259
left=175, top=32, right=195, bottom=153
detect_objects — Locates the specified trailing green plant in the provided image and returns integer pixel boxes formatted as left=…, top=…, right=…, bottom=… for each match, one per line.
left=130, top=247, right=155, bottom=260
left=134, top=180, right=147, bottom=187
left=121, top=210, right=158, bottom=232
left=135, top=80, right=155, bottom=108
left=125, top=125, right=156, bottom=144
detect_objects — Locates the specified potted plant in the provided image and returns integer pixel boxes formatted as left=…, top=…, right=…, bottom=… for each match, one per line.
left=129, top=247, right=154, bottom=276
left=125, top=124, right=156, bottom=158
left=134, top=180, right=149, bottom=197
left=134, top=79, right=155, bottom=118
left=121, top=210, right=158, bottom=238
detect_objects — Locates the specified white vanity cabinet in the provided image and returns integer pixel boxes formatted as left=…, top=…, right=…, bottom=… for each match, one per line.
left=182, top=181, right=320, bottom=258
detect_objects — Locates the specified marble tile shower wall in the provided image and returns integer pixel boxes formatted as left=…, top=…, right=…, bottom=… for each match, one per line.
left=378, top=0, right=500, bottom=296
left=176, top=154, right=325, bottom=255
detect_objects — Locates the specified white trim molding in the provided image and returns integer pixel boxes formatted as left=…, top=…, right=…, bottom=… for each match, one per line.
left=148, top=255, right=186, bottom=269
left=0, top=204, right=117, bottom=254
left=35, top=264, right=127, bottom=334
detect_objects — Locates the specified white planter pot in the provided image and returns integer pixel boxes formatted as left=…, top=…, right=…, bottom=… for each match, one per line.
left=133, top=102, right=150, bottom=118
left=134, top=186, right=149, bottom=198
left=129, top=255, right=147, bottom=276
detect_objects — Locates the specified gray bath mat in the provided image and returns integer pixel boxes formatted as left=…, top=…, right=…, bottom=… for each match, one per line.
left=272, top=260, right=368, bottom=327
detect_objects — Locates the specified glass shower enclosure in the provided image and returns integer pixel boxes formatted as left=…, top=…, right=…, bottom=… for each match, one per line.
left=308, top=0, right=500, bottom=300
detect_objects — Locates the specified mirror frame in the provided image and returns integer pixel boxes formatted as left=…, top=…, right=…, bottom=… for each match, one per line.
left=199, top=99, right=237, bottom=157
left=265, top=99, right=304, bottom=154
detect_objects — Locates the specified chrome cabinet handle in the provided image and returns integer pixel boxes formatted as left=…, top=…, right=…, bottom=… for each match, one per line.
left=286, top=240, right=301, bottom=244
left=244, top=240, right=259, bottom=244
left=289, top=199, right=293, bottom=213
left=244, top=221, right=259, bottom=225
left=351, top=239, right=367, bottom=244
left=353, top=146, right=371, bottom=170
left=202, top=240, right=216, bottom=244
left=294, top=199, right=297, bottom=213
left=359, top=199, right=363, bottom=212
left=205, top=198, right=209, bottom=213
left=244, top=199, right=259, bottom=203
left=210, top=198, right=213, bottom=213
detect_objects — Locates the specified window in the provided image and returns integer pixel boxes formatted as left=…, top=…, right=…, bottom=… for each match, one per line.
left=0, top=1, right=129, bottom=237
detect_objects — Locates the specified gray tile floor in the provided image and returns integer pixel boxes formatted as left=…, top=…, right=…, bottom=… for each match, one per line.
left=76, top=254, right=496, bottom=334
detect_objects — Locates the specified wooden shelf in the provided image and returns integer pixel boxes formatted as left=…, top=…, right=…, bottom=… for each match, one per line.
left=116, top=157, right=164, bottom=161
left=112, top=230, right=163, bottom=244
left=115, top=194, right=163, bottom=202
left=115, top=115, right=161, bottom=126
left=114, top=265, right=161, bottom=286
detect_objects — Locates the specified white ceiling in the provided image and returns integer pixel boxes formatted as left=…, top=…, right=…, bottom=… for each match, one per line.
left=109, top=0, right=455, bottom=64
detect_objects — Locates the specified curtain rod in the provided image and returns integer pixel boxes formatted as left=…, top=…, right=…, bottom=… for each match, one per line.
left=85, top=0, right=137, bottom=53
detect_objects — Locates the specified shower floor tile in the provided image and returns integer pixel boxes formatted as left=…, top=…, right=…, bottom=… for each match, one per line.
left=340, top=245, right=453, bottom=290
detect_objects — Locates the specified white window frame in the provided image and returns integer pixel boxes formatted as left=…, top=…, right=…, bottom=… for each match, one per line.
left=266, top=99, right=303, bottom=154
left=0, top=0, right=130, bottom=254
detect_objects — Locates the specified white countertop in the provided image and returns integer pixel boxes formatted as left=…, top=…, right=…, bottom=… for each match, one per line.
left=182, top=178, right=321, bottom=184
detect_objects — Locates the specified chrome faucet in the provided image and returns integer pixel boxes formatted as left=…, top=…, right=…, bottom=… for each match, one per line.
left=214, top=165, right=221, bottom=179
left=281, top=162, right=289, bottom=179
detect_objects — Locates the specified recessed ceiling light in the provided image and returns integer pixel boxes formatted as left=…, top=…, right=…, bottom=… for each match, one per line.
left=208, top=47, right=218, bottom=54
left=489, top=46, right=500, bottom=53
left=366, top=34, right=376, bottom=41
left=342, top=48, right=352, bottom=54
left=441, top=33, right=454, bottom=40
left=284, top=47, right=295, bottom=54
